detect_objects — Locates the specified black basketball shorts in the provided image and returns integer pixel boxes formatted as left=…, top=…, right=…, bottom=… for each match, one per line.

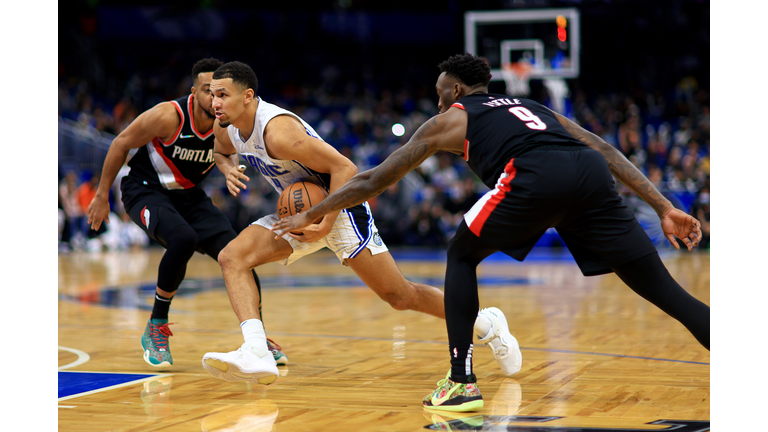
left=463, top=147, right=658, bottom=276
left=120, top=175, right=233, bottom=249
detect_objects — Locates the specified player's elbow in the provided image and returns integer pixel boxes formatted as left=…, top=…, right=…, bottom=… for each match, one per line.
left=345, top=160, right=358, bottom=177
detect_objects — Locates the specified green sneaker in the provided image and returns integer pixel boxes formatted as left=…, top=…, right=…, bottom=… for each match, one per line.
left=267, top=338, right=288, bottom=366
left=141, top=317, right=174, bottom=367
left=423, top=371, right=483, bottom=412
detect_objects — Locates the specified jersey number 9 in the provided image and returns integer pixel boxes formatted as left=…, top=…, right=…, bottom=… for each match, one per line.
left=509, top=107, right=547, bottom=130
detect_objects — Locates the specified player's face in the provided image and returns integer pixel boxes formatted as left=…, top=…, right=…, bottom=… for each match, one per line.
left=211, top=78, right=245, bottom=127
left=193, top=72, right=215, bottom=119
left=435, top=72, right=459, bottom=114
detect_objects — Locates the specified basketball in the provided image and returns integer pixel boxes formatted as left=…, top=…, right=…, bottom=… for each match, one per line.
left=277, top=181, right=327, bottom=234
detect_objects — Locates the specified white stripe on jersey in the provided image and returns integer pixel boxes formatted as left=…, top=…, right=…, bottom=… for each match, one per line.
left=147, top=100, right=186, bottom=190
left=147, top=143, right=184, bottom=189
left=227, top=97, right=328, bottom=193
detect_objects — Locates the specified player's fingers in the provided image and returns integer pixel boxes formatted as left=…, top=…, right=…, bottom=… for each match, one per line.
left=682, top=237, right=693, bottom=251
left=666, top=234, right=680, bottom=250
left=287, top=232, right=306, bottom=242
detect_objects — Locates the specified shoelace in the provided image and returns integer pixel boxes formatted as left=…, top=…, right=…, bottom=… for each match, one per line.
left=487, top=334, right=509, bottom=357
left=434, top=371, right=453, bottom=388
left=266, top=338, right=282, bottom=352
left=150, top=322, right=174, bottom=351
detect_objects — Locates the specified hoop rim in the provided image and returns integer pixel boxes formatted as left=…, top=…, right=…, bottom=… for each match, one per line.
left=501, top=61, right=533, bottom=78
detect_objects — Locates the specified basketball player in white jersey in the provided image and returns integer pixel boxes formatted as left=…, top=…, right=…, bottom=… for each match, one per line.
left=200, top=61, right=520, bottom=385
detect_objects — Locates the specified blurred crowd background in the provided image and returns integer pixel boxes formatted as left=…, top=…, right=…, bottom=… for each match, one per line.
left=58, top=0, right=710, bottom=253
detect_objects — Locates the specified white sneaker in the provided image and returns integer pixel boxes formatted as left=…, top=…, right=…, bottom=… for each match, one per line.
left=474, top=307, right=523, bottom=376
left=202, top=343, right=279, bottom=385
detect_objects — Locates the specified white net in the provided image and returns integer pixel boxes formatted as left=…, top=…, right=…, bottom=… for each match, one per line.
left=501, top=62, right=532, bottom=97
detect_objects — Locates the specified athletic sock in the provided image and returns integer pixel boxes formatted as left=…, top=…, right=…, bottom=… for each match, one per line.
left=449, top=344, right=477, bottom=383
left=151, top=292, right=173, bottom=320
left=241, top=319, right=268, bottom=355
left=474, top=314, right=493, bottom=339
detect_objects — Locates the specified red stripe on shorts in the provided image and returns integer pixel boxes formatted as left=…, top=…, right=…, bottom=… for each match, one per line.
left=468, top=158, right=516, bottom=236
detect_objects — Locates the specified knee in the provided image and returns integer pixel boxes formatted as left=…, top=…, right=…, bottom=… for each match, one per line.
left=166, top=225, right=198, bottom=253
left=383, top=293, right=411, bottom=311
left=381, top=282, right=419, bottom=311
left=217, top=242, right=239, bottom=271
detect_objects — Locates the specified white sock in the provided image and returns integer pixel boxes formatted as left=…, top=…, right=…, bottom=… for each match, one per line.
left=240, top=319, right=268, bottom=353
left=474, top=314, right=493, bottom=340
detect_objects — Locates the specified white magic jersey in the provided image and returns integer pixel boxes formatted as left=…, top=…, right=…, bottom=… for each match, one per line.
left=227, top=97, right=330, bottom=193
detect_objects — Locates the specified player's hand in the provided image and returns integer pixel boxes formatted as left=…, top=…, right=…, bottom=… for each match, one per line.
left=87, top=194, right=111, bottom=231
left=660, top=207, right=701, bottom=251
left=226, top=165, right=249, bottom=197
left=271, top=213, right=314, bottom=239
left=287, top=219, right=332, bottom=243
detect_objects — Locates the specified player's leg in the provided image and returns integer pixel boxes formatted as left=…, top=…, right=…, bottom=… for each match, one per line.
left=202, top=223, right=293, bottom=384
left=126, top=203, right=198, bottom=368
left=424, top=221, right=496, bottom=412
left=346, top=249, right=446, bottom=318
left=216, top=224, right=292, bottom=322
left=556, top=148, right=709, bottom=350
left=197, top=229, right=288, bottom=365
left=612, top=252, right=710, bottom=349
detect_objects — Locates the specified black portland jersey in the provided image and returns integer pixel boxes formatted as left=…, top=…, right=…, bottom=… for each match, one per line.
left=451, top=93, right=586, bottom=188
left=127, top=94, right=216, bottom=190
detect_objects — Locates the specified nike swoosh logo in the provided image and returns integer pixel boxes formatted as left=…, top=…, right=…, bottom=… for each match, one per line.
left=179, top=134, right=194, bottom=139
left=431, top=384, right=460, bottom=406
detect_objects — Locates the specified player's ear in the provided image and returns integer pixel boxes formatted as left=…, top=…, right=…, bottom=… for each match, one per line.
left=243, top=88, right=254, bottom=104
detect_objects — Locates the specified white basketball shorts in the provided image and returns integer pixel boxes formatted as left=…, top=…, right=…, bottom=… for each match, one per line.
left=252, top=202, right=388, bottom=266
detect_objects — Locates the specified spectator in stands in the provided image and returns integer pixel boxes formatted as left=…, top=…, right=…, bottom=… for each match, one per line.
left=372, top=182, right=413, bottom=246
left=59, top=171, right=87, bottom=250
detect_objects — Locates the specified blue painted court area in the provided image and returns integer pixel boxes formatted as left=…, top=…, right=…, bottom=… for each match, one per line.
left=389, top=246, right=577, bottom=263
left=59, top=371, right=156, bottom=399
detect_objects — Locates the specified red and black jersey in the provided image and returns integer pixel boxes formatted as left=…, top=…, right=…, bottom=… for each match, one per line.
left=127, top=94, right=216, bottom=190
left=451, top=93, right=587, bottom=189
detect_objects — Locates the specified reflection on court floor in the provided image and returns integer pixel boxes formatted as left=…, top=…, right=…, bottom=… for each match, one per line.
left=58, top=247, right=709, bottom=431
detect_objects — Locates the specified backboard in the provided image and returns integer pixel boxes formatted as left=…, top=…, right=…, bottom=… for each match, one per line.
left=464, top=8, right=581, bottom=81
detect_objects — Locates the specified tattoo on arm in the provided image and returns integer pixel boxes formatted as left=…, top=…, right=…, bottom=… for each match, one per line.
left=307, top=136, right=435, bottom=220
left=558, top=115, right=673, bottom=215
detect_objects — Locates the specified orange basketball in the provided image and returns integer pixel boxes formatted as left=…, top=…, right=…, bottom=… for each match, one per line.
left=277, top=181, right=327, bottom=234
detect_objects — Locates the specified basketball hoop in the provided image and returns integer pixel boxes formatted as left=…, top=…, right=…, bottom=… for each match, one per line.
left=501, top=62, right=532, bottom=97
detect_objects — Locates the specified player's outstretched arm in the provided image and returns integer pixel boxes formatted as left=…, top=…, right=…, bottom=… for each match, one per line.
left=272, top=110, right=464, bottom=237
left=553, top=111, right=701, bottom=250
left=213, top=121, right=249, bottom=197
left=87, top=102, right=181, bottom=230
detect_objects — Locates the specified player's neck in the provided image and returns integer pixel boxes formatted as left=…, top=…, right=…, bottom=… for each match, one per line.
left=465, top=87, right=489, bottom=97
left=234, top=98, right=259, bottom=141
left=190, top=96, right=215, bottom=133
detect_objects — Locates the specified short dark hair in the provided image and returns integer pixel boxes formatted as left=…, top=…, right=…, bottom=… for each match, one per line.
left=213, top=61, right=259, bottom=95
left=191, top=58, right=223, bottom=85
left=438, top=53, right=492, bottom=87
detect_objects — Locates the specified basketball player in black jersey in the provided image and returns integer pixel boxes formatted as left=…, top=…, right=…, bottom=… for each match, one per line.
left=273, top=53, right=709, bottom=412
left=87, top=58, right=287, bottom=369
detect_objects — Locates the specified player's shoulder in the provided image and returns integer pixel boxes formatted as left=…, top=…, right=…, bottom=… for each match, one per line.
left=148, top=100, right=182, bottom=118
left=138, top=100, right=183, bottom=131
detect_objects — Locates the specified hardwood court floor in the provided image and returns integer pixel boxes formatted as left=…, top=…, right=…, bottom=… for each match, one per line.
left=58, top=247, right=710, bottom=431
